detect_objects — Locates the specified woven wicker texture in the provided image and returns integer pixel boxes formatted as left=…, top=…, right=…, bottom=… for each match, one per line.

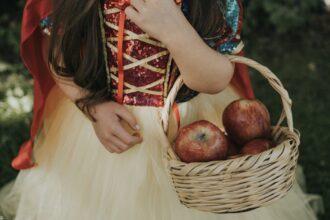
left=160, top=55, right=300, bottom=214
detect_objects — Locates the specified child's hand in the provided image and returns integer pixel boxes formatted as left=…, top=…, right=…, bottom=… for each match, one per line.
left=90, top=101, right=143, bottom=154
left=125, top=0, right=188, bottom=44
left=126, top=0, right=234, bottom=94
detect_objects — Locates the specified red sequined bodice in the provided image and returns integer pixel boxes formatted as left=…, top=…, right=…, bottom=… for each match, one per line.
left=102, top=1, right=176, bottom=107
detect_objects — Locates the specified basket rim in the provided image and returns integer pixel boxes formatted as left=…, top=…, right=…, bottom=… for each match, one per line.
left=161, top=55, right=295, bottom=136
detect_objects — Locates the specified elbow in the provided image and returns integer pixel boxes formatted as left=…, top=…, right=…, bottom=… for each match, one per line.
left=209, top=62, right=235, bottom=94
left=210, top=67, right=235, bottom=94
left=184, top=64, right=235, bottom=95
left=206, top=87, right=226, bottom=95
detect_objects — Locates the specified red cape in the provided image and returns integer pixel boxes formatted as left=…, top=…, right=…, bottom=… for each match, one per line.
left=12, top=0, right=254, bottom=170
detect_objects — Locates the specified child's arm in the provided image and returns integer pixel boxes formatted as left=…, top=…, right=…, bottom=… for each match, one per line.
left=164, top=27, right=234, bottom=94
left=125, top=0, right=234, bottom=94
left=41, top=36, right=142, bottom=153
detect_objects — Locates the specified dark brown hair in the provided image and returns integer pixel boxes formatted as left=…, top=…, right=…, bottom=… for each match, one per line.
left=49, top=0, right=226, bottom=115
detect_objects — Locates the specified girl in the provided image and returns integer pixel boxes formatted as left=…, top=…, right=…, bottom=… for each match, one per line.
left=0, top=0, right=318, bottom=219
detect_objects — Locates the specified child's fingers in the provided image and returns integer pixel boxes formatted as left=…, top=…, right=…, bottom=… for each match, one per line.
left=115, top=105, right=140, bottom=131
left=99, top=137, right=122, bottom=154
left=112, top=122, right=142, bottom=146
left=108, top=135, right=130, bottom=151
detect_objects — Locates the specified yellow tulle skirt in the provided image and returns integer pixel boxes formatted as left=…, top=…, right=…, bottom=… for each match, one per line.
left=0, top=85, right=319, bottom=220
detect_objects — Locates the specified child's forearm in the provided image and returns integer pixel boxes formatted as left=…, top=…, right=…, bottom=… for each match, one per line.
left=50, top=73, right=98, bottom=122
left=163, top=19, right=234, bottom=94
left=124, top=0, right=233, bottom=94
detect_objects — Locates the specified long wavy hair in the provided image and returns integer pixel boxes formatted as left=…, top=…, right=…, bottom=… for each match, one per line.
left=49, top=0, right=226, bottom=116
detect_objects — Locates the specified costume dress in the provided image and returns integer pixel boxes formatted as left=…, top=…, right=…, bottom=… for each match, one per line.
left=0, top=0, right=319, bottom=219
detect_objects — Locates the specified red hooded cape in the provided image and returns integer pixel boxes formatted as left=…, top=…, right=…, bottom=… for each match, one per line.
left=11, top=0, right=254, bottom=170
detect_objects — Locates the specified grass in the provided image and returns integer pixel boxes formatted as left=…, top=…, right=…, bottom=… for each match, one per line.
left=0, top=67, right=32, bottom=187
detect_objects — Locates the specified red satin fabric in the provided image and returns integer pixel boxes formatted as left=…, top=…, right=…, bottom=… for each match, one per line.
left=11, top=0, right=54, bottom=170
left=116, top=10, right=126, bottom=103
left=12, top=0, right=254, bottom=170
left=231, top=51, right=255, bottom=99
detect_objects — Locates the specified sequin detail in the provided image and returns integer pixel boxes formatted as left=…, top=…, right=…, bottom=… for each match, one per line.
left=40, top=16, right=52, bottom=35
left=202, top=0, right=243, bottom=54
left=103, top=1, right=173, bottom=107
left=225, top=0, right=240, bottom=40
left=218, top=0, right=243, bottom=54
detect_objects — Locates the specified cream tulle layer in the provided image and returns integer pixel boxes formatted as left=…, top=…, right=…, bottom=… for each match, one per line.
left=0, top=85, right=318, bottom=220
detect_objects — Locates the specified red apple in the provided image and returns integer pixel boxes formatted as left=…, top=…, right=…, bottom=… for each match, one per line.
left=222, top=99, right=271, bottom=145
left=241, top=139, right=273, bottom=155
left=174, top=120, right=228, bottom=163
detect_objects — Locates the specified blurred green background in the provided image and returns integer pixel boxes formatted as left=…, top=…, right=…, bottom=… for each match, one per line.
left=0, top=0, right=329, bottom=219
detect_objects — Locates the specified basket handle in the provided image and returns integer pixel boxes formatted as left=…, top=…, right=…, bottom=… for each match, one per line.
left=161, top=55, right=294, bottom=134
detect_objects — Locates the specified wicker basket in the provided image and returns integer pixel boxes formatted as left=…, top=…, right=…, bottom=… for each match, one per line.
left=160, top=55, right=300, bottom=214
